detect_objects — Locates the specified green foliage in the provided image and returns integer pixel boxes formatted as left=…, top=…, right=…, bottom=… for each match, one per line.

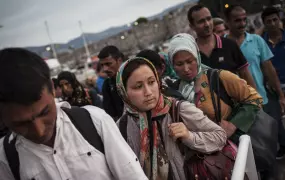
left=136, top=17, right=148, bottom=24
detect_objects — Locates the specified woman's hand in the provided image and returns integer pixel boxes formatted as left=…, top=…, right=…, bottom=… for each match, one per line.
left=168, top=122, right=191, bottom=141
left=220, top=120, right=237, bottom=138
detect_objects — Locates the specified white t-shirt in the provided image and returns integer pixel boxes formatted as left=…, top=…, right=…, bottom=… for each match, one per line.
left=0, top=102, right=147, bottom=180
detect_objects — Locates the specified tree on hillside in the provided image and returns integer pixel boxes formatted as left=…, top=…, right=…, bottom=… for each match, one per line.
left=136, top=17, right=148, bottom=24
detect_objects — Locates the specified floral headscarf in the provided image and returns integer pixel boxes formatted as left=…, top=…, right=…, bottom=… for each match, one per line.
left=116, top=57, right=172, bottom=180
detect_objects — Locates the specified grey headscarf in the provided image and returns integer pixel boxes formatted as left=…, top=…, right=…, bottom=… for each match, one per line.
left=168, top=33, right=209, bottom=103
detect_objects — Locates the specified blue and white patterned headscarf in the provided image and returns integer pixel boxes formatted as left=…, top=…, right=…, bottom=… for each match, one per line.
left=168, top=33, right=209, bottom=103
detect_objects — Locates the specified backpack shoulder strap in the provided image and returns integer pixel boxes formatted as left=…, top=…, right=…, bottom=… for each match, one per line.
left=118, top=113, right=128, bottom=142
left=169, top=99, right=186, bottom=154
left=208, top=69, right=222, bottom=123
left=206, top=69, right=233, bottom=108
left=62, top=107, right=104, bottom=154
left=4, top=132, right=20, bottom=180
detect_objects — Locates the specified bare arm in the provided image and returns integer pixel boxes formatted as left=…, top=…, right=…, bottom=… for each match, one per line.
left=262, top=60, right=285, bottom=112
left=238, top=66, right=257, bottom=90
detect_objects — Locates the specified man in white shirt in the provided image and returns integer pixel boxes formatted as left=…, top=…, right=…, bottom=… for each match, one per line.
left=0, top=48, right=147, bottom=180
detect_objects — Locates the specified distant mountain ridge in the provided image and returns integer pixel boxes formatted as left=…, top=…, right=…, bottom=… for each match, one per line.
left=26, top=0, right=198, bottom=56
left=67, top=25, right=131, bottom=49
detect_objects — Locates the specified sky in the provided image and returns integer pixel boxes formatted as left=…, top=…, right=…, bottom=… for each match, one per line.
left=0, top=0, right=188, bottom=48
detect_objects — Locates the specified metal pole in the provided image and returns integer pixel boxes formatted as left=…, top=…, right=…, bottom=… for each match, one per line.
left=78, top=21, right=91, bottom=61
left=78, top=21, right=92, bottom=77
left=232, top=135, right=258, bottom=180
left=44, top=21, right=58, bottom=59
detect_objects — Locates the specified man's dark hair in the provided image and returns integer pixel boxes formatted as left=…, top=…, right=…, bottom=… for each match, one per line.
left=224, top=5, right=244, bottom=20
left=98, top=45, right=124, bottom=61
left=187, top=4, right=206, bottom=24
left=0, top=48, right=52, bottom=105
left=261, top=7, right=280, bottom=22
left=136, top=49, right=164, bottom=70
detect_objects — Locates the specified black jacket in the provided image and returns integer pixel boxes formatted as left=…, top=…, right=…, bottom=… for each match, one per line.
left=88, top=88, right=103, bottom=108
left=102, top=78, right=124, bottom=121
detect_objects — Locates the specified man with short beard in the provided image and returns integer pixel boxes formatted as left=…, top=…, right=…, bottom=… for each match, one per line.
left=99, top=46, right=125, bottom=121
left=225, top=5, right=285, bottom=114
left=261, top=7, right=285, bottom=94
left=187, top=5, right=256, bottom=89
left=261, top=7, right=285, bottom=160
left=225, top=5, right=285, bottom=178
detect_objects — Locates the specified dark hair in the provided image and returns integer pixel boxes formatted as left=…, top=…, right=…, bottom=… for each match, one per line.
left=122, top=58, right=157, bottom=88
left=58, top=71, right=81, bottom=92
left=261, top=7, right=280, bottom=22
left=224, top=5, right=245, bottom=20
left=98, top=45, right=124, bottom=60
left=136, top=49, right=164, bottom=70
left=0, top=48, right=52, bottom=105
left=248, top=25, right=256, bottom=34
left=187, top=4, right=206, bottom=24
left=57, top=71, right=92, bottom=106
left=52, top=78, right=59, bottom=89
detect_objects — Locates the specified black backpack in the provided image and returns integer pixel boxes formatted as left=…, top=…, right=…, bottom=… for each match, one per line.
left=3, top=107, right=104, bottom=180
left=206, top=69, right=234, bottom=108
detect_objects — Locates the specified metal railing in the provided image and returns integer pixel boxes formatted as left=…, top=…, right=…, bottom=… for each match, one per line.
left=232, top=135, right=259, bottom=180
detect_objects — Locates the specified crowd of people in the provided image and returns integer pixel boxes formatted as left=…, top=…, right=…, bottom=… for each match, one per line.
left=0, top=3, right=285, bottom=180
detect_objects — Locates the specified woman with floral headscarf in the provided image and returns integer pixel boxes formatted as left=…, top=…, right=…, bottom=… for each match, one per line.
left=167, top=33, right=263, bottom=142
left=116, top=57, right=227, bottom=180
